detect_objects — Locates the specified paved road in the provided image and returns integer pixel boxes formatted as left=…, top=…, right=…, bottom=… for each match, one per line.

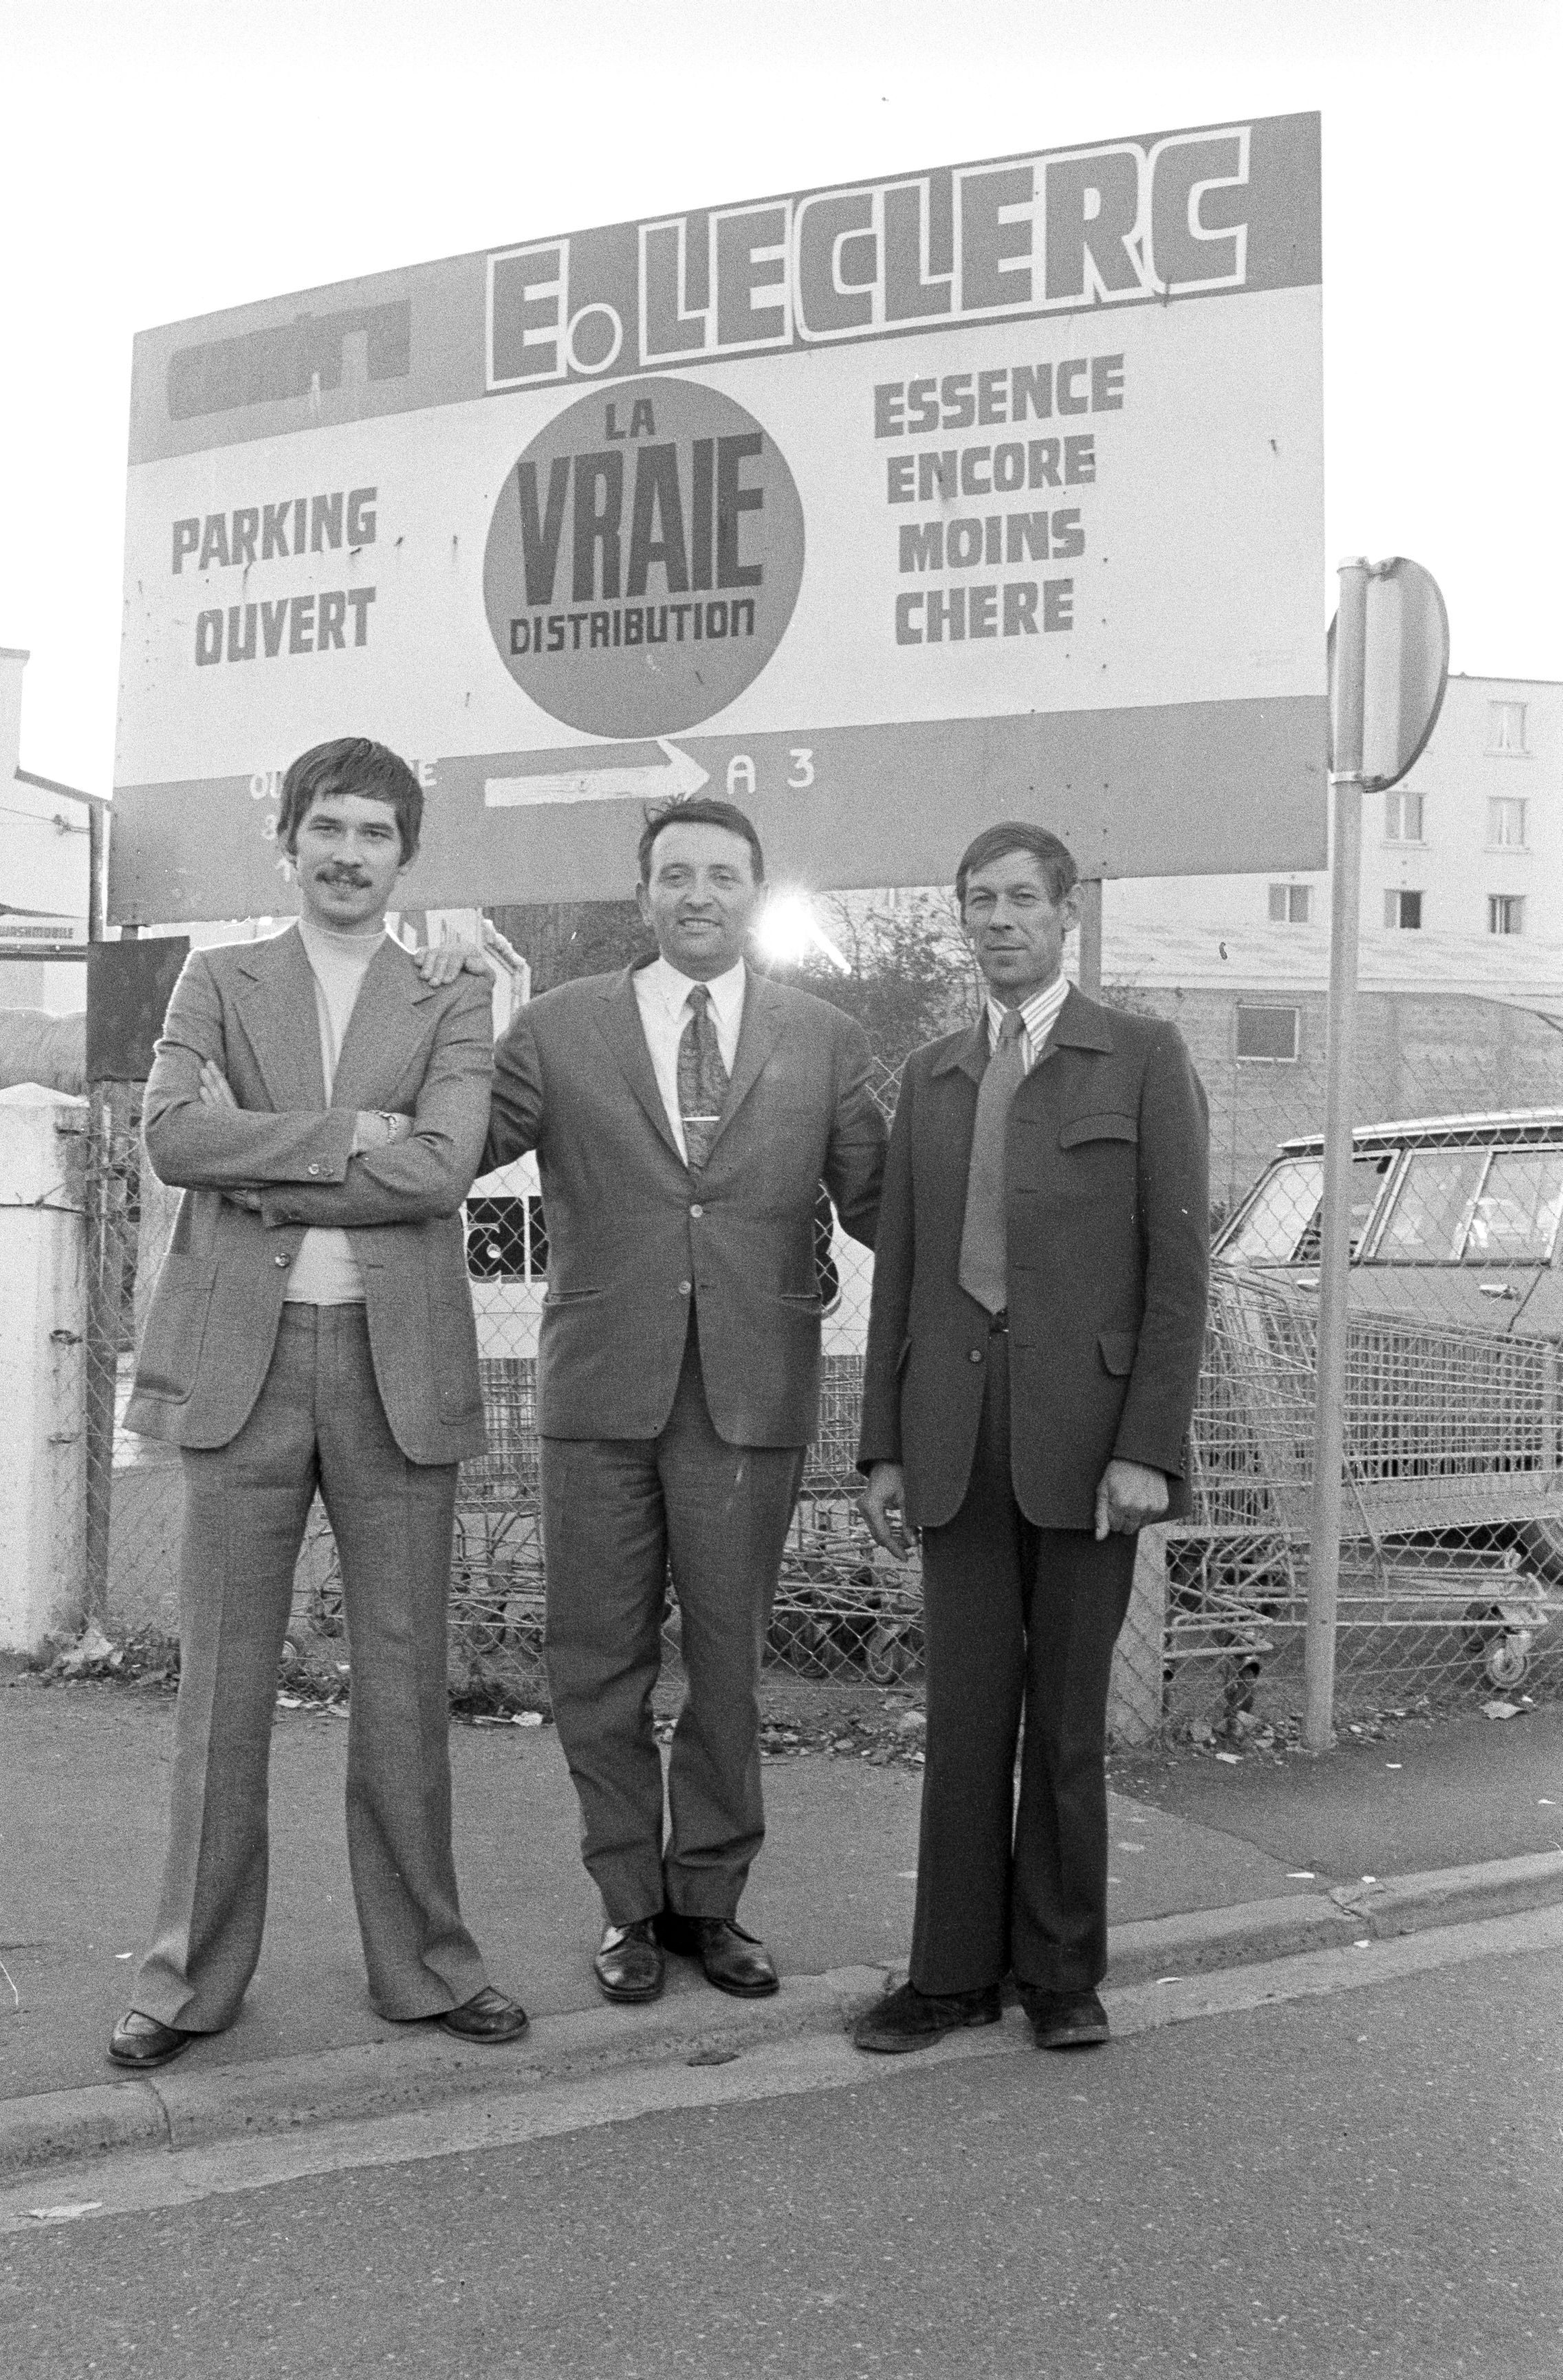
left=5, top=1929, right=1560, bottom=2379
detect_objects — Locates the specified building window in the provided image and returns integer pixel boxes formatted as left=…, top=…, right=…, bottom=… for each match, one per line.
left=1487, top=796, right=1528, bottom=849
left=1488, top=895, right=1525, bottom=936
left=1488, top=701, right=1528, bottom=754
left=1267, top=883, right=1311, bottom=924
left=1384, top=789, right=1425, bottom=842
left=1235, top=1003, right=1300, bottom=1062
left=1384, top=890, right=1423, bottom=929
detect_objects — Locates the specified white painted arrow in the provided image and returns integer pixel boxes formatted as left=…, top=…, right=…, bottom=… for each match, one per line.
left=485, top=739, right=708, bottom=809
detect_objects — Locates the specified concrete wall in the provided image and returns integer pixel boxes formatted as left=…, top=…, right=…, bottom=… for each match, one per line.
left=1124, top=986, right=1563, bottom=1216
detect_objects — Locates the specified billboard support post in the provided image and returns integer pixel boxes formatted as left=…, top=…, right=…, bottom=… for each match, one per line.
left=1304, top=557, right=1369, bottom=1751
left=1077, top=879, right=1103, bottom=998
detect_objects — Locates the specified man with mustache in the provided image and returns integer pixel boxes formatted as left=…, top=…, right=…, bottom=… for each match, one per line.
left=852, top=822, right=1208, bottom=2056
left=483, top=796, right=886, bottom=2007
left=109, top=737, right=527, bottom=2069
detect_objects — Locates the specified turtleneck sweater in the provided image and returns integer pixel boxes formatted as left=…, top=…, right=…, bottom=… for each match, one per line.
left=283, top=919, right=384, bottom=1304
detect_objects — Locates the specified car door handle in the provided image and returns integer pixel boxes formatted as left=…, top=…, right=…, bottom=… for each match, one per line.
left=1479, top=1282, right=1518, bottom=1299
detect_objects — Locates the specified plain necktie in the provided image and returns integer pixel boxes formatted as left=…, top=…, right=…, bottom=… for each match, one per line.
left=958, top=1007, right=1028, bottom=1314
left=677, top=983, right=728, bottom=1171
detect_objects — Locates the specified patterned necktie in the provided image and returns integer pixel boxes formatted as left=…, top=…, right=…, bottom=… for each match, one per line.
left=957, top=1007, right=1029, bottom=1314
left=677, top=983, right=728, bottom=1172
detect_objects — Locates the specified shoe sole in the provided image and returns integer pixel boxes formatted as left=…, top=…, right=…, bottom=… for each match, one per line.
left=1035, top=2024, right=1110, bottom=2051
left=435, top=2015, right=532, bottom=2043
left=594, top=1972, right=666, bottom=2005
left=853, top=2007, right=1001, bottom=2055
left=108, top=2037, right=195, bottom=2071
left=700, top=1969, right=780, bottom=1998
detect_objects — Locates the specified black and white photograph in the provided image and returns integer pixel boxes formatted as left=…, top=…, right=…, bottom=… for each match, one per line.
left=1, top=3, right=1560, bottom=2372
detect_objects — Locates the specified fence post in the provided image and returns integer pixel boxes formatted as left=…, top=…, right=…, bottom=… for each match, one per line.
left=1077, top=877, right=1102, bottom=996
left=1304, top=559, right=1370, bottom=1751
left=82, top=1079, right=135, bottom=1628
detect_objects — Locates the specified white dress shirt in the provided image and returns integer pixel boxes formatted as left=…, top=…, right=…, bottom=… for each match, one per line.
left=633, top=955, right=747, bottom=1162
left=983, top=969, right=1071, bottom=1073
left=285, top=919, right=384, bottom=1304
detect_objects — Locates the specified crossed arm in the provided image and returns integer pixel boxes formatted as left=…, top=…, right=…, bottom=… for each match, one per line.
left=144, top=954, right=493, bottom=1226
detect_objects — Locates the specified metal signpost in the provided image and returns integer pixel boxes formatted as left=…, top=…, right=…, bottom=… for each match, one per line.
left=1304, top=557, right=1451, bottom=1749
left=108, top=113, right=1327, bottom=924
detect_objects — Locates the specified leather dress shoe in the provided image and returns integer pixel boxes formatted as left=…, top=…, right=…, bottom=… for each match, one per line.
left=109, top=2010, right=197, bottom=2070
left=851, top=1980, right=1003, bottom=2055
left=594, top=1918, right=665, bottom=2004
left=656, top=1911, right=779, bottom=1998
left=1020, top=1986, right=1111, bottom=2051
left=436, top=1986, right=529, bottom=2044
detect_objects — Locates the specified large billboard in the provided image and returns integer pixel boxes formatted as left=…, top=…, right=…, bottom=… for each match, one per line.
left=111, top=113, right=1326, bottom=922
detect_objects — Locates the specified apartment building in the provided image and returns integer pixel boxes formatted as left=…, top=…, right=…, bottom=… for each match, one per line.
left=1106, top=673, right=1560, bottom=944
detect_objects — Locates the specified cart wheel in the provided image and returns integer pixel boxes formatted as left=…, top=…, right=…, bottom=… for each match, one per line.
left=864, top=1622, right=915, bottom=1685
left=1485, top=1635, right=1530, bottom=1690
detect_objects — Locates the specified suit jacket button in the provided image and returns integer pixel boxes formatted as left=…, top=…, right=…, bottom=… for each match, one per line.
left=689, top=1203, right=703, bottom=1217
left=307, top=1163, right=320, bottom=1176
left=679, top=1280, right=692, bottom=1296
left=968, top=1347, right=983, bottom=1363
left=274, top=1254, right=289, bottom=1269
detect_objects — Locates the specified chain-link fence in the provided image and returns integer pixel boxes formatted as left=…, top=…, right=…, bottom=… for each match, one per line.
left=89, top=946, right=1563, bottom=1738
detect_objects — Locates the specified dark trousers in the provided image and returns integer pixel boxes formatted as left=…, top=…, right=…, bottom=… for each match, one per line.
left=910, top=1332, right=1137, bottom=1997
left=133, top=1306, right=488, bottom=2031
left=540, top=1321, right=804, bottom=1926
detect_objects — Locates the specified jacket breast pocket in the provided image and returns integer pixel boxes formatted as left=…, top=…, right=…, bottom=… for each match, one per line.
left=1058, top=1113, right=1138, bottom=1150
left=135, top=1253, right=219, bottom=1403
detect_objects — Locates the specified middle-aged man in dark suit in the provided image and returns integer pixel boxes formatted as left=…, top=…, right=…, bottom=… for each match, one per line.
left=483, top=796, right=886, bottom=2007
left=109, top=736, right=527, bottom=2071
left=852, top=821, right=1208, bottom=2056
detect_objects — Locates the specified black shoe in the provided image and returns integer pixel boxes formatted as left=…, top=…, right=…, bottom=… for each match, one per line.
left=656, top=1911, right=779, bottom=1998
left=109, top=2010, right=197, bottom=2071
left=1020, top=1987, right=1111, bottom=2051
left=436, top=1986, right=529, bottom=2044
left=851, top=1980, right=1003, bottom=2055
left=594, top=1918, right=666, bottom=2005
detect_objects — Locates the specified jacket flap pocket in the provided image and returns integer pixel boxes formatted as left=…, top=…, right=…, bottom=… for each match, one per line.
left=1060, top=1112, right=1138, bottom=1149
left=1097, top=1331, right=1138, bottom=1377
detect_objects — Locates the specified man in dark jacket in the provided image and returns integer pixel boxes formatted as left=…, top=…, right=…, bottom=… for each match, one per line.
left=853, top=822, right=1208, bottom=2054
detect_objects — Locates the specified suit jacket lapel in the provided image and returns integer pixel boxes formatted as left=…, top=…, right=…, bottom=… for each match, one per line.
left=331, top=937, right=438, bottom=1112
left=231, top=926, right=327, bottom=1111
left=594, top=965, right=684, bottom=1161
left=703, top=966, right=783, bottom=1159
left=1012, top=985, right=1115, bottom=1113
left=931, top=1015, right=988, bottom=1089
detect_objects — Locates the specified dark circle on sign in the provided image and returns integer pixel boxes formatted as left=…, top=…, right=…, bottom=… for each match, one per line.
left=483, top=375, right=805, bottom=738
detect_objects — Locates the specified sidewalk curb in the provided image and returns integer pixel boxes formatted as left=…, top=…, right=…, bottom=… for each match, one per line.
left=6, top=1851, right=1562, bottom=2186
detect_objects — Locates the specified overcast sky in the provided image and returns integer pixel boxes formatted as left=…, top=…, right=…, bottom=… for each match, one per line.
left=1, top=0, right=1557, bottom=795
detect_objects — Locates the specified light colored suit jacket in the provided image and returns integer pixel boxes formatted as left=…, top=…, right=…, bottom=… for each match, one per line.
left=484, top=960, right=886, bottom=1447
left=857, top=988, right=1209, bottom=1532
left=127, top=926, right=492, bottom=1463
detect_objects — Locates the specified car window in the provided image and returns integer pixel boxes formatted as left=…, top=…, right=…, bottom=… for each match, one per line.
left=1461, top=1151, right=1563, bottom=1263
left=1296, top=1154, right=1394, bottom=1262
left=1222, top=1153, right=1390, bottom=1263
left=1222, top=1159, right=1322, bottom=1262
left=1372, top=1150, right=1488, bottom=1263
